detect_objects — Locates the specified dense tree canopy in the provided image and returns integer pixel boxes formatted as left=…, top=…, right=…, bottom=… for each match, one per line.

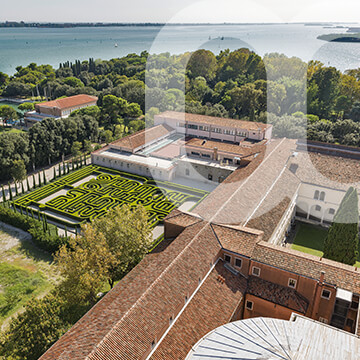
left=323, top=187, right=359, bottom=265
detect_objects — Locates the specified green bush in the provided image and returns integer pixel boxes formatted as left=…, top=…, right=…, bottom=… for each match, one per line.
left=0, top=204, right=68, bottom=253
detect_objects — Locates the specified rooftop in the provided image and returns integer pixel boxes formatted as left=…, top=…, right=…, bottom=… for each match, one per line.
left=36, top=94, right=98, bottom=110
left=157, top=111, right=272, bottom=132
left=186, top=315, right=360, bottom=360
left=247, top=275, right=309, bottom=313
left=110, top=124, right=175, bottom=152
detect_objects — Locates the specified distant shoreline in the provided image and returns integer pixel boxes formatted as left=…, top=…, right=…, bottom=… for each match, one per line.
left=0, top=21, right=354, bottom=29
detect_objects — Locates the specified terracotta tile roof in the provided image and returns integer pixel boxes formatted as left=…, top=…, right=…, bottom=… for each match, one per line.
left=164, top=209, right=203, bottom=228
left=211, top=223, right=263, bottom=257
left=40, top=220, right=222, bottom=360
left=157, top=111, right=272, bottom=132
left=289, top=151, right=360, bottom=192
left=251, top=242, right=360, bottom=294
left=185, top=138, right=263, bottom=157
left=37, top=94, right=98, bottom=110
left=193, top=138, right=297, bottom=225
left=247, top=276, right=309, bottom=314
left=110, top=124, right=174, bottom=151
left=150, top=260, right=247, bottom=360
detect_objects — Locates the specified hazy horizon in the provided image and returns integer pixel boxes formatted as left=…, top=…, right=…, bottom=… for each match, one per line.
left=1, top=0, right=360, bottom=24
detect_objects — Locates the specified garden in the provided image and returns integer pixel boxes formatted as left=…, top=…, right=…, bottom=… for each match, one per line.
left=13, top=165, right=208, bottom=230
left=291, top=222, right=360, bottom=267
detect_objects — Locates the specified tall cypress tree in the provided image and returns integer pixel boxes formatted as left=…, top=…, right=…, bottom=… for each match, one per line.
left=324, top=187, right=359, bottom=265
left=32, top=174, right=36, bottom=189
left=2, top=185, right=6, bottom=202
left=26, top=177, right=30, bottom=192
left=43, top=170, right=47, bottom=185
left=38, top=172, right=42, bottom=186
left=8, top=183, right=13, bottom=201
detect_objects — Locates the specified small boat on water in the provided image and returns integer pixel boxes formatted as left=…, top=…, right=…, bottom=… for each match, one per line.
left=114, top=43, right=118, bottom=48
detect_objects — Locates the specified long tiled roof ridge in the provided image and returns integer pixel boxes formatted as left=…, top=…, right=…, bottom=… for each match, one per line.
left=41, top=220, right=222, bottom=359
left=252, top=241, right=360, bottom=294
left=37, top=94, right=98, bottom=109
left=150, top=260, right=247, bottom=360
left=247, top=276, right=309, bottom=314
left=157, top=111, right=272, bottom=131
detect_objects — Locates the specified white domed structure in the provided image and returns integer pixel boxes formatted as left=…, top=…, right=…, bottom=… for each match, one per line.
left=186, top=314, right=360, bottom=360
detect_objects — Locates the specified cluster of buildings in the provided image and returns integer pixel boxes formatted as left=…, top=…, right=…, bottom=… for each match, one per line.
left=24, top=94, right=98, bottom=126
left=40, top=111, right=360, bottom=359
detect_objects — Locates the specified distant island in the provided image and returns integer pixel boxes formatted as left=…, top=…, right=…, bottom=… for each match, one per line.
left=0, top=21, right=166, bottom=28
left=318, top=33, right=360, bottom=42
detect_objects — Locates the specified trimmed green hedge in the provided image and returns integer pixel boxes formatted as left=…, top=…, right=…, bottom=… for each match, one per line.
left=0, top=204, right=68, bottom=253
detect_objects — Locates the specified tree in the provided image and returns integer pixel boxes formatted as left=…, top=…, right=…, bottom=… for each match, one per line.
left=71, top=141, right=82, bottom=158
left=323, top=187, right=359, bottom=265
left=0, top=294, right=68, bottom=360
left=55, top=225, right=112, bottom=305
left=89, top=205, right=153, bottom=288
left=0, top=105, right=18, bottom=127
left=18, top=102, right=35, bottom=112
left=10, top=159, right=26, bottom=185
left=83, top=140, right=93, bottom=154
left=187, top=49, right=217, bottom=82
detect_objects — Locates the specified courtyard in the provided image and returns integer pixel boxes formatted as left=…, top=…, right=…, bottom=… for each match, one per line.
left=291, top=222, right=360, bottom=267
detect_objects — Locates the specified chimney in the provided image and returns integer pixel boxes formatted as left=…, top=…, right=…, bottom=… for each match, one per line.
left=320, top=271, right=325, bottom=284
left=213, top=147, right=218, bottom=161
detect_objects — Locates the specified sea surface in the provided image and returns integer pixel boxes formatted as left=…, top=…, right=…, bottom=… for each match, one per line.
left=0, top=23, right=360, bottom=75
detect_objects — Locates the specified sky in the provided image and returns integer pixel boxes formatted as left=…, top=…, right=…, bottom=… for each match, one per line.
left=0, top=0, right=360, bottom=24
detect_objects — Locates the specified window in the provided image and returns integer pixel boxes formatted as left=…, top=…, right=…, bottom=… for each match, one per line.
left=351, top=301, right=359, bottom=310
left=185, top=296, right=188, bottom=303
left=201, top=153, right=211, bottom=158
left=237, top=130, right=247, bottom=137
left=321, top=289, right=331, bottom=300
left=188, top=124, right=198, bottom=130
left=246, top=300, right=253, bottom=310
left=314, top=190, right=320, bottom=200
left=329, top=208, right=335, bottom=215
left=199, top=125, right=209, bottom=131
left=127, top=163, right=130, bottom=168
left=315, top=205, right=321, bottom=212
left=191, top=151, right=200, bottom=156
left=320, top=191, right=325, bottom=201
left=208, top=174, right=213, bottom=181
left=224, top=129, right=235, bottom=135
left=224, top=254, right=231, bottom=263
left=288, top=278, right=297, bottom=289
left=252, top=267, right=261, bottom=277
left=211, top=127, right=222, bottom=133
left=235, top=258, right=242, bottom=268
left=319, top=317, right=328, bottom=324
left=185, top=169, right=190, bottom=176
left=346, top=318, right=354, bottom=328
left=169, top=316, right=174, bottom=325
left=223, top=158, right=233, bottom=163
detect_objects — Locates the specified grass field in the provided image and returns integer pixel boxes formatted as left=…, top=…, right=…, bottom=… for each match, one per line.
left=291, top=222, right=360, bottom=267
left=0, top=224, right=59, bottom=328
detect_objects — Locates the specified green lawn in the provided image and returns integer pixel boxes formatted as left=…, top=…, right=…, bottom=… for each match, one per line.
left=0, top=262, right=48, bottom=320
left=291, top=223, right=360, bottom=267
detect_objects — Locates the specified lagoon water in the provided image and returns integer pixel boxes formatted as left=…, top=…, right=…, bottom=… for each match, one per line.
left=0, top=23, right=360, bottom=74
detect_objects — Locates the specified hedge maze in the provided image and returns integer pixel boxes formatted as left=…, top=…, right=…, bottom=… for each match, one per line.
left=14, top=165, right=208, bottom=228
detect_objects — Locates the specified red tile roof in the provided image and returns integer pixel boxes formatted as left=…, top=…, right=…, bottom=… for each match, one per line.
left=211, top=223, right=263, bottom=257
left=37, top=94, right=98, bottom=110
left=247, top=276, right=309, bottom=313
left=251, top=242, right=360, bottom=294
left=40, top=220, right=222, bottom=360
left=150, top=260, right=247, bottom=360
left=157, top=111, right=272, bottom=132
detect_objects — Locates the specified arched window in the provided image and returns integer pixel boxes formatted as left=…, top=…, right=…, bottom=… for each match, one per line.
left=314, top=190, right=319, bottom=200
left=320, top=191, right=325, bottom=201
left=315, top=205, right=321, bottom=212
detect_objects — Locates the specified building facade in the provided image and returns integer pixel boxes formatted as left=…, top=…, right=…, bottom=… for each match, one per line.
left=24, top=94, right=98, bottom=126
